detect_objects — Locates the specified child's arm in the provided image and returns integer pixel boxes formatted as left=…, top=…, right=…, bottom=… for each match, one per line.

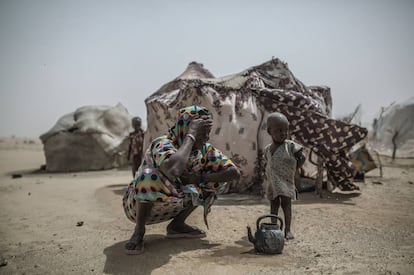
left=294, top=149, right=306, bottom=168
left=127, top=134, right=132, bottom=160
left=262, top=146, right=269, bottom=180
left=290, top=141, right=306, bottom=168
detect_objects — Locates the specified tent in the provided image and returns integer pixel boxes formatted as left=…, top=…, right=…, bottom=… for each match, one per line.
left=40, top=103, right=133, bottom=172
left=144, top=58, right=367, bottom=193
left=369, top=97, right=414, bottom=158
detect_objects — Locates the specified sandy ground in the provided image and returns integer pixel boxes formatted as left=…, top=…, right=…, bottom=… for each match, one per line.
left=0, top=137, right=413, bottom=275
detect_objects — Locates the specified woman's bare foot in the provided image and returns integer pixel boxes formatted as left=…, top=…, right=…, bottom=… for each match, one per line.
left=285, top=231, right=294, bottom=240
left=166, top=222, right=206, bottom=238
left=167, top=222, right=194, bottom=232
left=125, top=231, right=144, bottom=255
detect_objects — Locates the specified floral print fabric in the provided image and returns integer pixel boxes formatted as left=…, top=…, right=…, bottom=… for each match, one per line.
left=123, top=106, right=236, bottom=226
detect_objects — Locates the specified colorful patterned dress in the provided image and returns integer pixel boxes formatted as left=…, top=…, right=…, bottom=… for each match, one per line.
left=123, top=106, right=237, bottom=227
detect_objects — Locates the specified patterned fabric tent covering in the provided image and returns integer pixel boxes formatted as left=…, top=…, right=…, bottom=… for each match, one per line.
left=337, top=105, right=377, bottom=174
left=144, top=58, right=367, bottom=193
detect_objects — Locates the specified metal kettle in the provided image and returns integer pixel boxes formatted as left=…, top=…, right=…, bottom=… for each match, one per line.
left=247, top=214, right=285, bottom=254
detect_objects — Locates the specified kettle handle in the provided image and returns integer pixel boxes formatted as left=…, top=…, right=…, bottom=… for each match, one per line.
left=256, top=214, right=283, bottom=231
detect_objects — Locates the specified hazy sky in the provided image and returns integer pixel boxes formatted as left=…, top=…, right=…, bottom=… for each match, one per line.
left=1, top=0, right=413, bottom=138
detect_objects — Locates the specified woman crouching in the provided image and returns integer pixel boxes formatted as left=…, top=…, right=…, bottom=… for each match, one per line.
left=122, top=105, right=240, bottom=255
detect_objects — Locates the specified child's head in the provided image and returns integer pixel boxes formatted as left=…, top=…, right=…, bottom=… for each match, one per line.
left=267, top=112, right=289, bottom=143
left=132, top=117, right=142, bottom=131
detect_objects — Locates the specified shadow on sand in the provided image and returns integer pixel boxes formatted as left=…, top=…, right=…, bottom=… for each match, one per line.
left=295, top=191, right=361, bottom=205
left=215, top=193, right=268, bottom=206
left=216, top=191, right=361, bottom=206
left=103, top=235, right=220, bottom=275
left=106, top=184, right=128, bottom=196
left=105, top=184, right=268, bottom=206
left=105, top=184, right=360, bottom=206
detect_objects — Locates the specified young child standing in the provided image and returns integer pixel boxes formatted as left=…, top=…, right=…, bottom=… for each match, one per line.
left=264, top=112, right=305, bottom=240
left=128, top=117, right=144, bottom=177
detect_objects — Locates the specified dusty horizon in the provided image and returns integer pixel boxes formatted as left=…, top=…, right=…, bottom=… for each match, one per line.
left=1, top=0, right=413, bottom=138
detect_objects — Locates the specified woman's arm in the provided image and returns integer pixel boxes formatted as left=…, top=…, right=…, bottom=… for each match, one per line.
left=180, top=165, right=240, bottom=185
left=159, top=118, right=207, bottom=180
left=160, top=135, right=195, bottom=180
left=203, top=166, right=240, bottom=183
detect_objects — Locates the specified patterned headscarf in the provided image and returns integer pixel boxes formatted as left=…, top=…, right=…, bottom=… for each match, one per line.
left=167, top=105, right=212, bottom=147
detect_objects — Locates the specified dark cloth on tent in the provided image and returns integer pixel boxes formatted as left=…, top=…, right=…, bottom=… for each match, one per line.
left=257, top=88, right=368, bottom=191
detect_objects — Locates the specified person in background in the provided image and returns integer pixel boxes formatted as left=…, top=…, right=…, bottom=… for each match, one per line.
left=123, top=105, right=240, bottom=255
left=264, top=112, right=305, bottom=240
left=127, top=117, right=144, bottom=177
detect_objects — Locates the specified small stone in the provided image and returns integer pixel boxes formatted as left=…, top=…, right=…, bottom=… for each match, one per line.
left=0, top=257, right=8, bottom=267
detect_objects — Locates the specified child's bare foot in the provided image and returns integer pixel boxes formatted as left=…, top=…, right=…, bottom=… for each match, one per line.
left=285, top=231, right=294, bottom=240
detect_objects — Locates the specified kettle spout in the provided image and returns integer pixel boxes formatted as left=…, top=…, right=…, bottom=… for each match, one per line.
left=247, top=226, right=255, bottom=243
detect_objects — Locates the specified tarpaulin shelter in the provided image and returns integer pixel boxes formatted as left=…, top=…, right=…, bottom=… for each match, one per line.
left=370, top=97, right=414, bottom=158
left=144, top=58, right=367, bottom=193
left=40, top=103, right=133, bottom=172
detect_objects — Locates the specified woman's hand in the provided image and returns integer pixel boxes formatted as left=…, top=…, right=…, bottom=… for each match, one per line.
left=160, top=116, right=213, bottom=181
left=188, top=117, right=213, bottom=138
